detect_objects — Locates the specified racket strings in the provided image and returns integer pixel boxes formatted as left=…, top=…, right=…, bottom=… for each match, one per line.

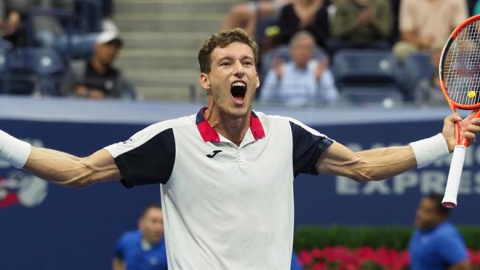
left=444, top=20, right=480, bottom=106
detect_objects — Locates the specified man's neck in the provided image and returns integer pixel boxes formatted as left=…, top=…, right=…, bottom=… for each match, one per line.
left=206, top=109, right=251, bottom=146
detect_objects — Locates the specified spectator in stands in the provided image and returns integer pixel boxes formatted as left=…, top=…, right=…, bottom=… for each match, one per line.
left=0, top=0, right=30, bottom=47
left=291, top=251, right=304, bottom=270
left=393, top=0, right=468, bottom=62
left=32, top=0, right=72, bottom=47
left=113, top=204, right=168, bottom=270
left=260, top=31, right=338, bottom=107
left=413, top=43, right=445, bottom=106
left=277, top=0, right=331, bottom=52
left=330, top=0, right=392, bottom=50
left=219, top=0, right=291, bottom=38
left=409, top=194, right=470, bottom=270
left=60, top=31, right=136, bottom=100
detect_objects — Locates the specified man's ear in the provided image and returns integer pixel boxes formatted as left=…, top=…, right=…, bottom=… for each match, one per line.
left=199, top=73, right=210, bottom=90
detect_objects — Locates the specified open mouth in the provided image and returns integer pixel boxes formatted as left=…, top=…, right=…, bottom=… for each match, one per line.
left=231, top=81, right=247, bottom=103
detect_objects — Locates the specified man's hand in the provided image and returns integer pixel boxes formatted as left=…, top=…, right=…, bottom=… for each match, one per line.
left=442, top=112, right=480, bottom=152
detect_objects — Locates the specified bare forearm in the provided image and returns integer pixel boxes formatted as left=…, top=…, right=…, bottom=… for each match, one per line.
left=317, top=142, right=416, bottom=182
left=24, top=147, right=120, bottom=188
left=354, top=146, right=417, bottom=181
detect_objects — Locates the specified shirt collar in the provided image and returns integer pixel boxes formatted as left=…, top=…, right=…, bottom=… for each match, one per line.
left=195, top=107, right=265, bottom=143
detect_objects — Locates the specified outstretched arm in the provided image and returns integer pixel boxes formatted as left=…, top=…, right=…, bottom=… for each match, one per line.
left=316, top=142, right=416, bottom=181
left=316, top=113, right=480, bottom=181
left=24, top=147, right=121, bottom=188
left=0, top=129, right=121, bottom=188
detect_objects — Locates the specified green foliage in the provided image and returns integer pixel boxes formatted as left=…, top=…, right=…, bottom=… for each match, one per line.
left=294, top=225, right=480, bottom=250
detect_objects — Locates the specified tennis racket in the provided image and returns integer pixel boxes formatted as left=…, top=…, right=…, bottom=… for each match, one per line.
left=440, top=15, right=480, bottom=208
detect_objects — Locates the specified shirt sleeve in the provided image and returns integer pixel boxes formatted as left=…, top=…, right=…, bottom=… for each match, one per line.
left=289, top=118, right=334, bottom=177
left=399, top=0, right=414, bottom=32
left=105, top=122, right=176, bottom=188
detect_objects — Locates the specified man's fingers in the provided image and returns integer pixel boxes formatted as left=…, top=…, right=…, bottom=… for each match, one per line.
left=447, top=113, right=462, bottom=124
left=466, top=124, right=480, bottom=134
left=465, top=132, right=476, bottom=144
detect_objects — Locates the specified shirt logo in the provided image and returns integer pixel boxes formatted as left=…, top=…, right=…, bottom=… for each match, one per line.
left=206, top=150, right=222, bottom=158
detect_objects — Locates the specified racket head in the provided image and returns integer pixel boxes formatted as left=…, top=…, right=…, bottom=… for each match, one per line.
left=439, top=15, right=480, bottom=110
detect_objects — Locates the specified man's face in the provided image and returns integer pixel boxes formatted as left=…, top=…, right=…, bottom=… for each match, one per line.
left=139, top=207, right=164, bottom=244
left=290, top=36, right=315, bottom=68
left=95, top=43, right=120, bottom=66
left=414, top=197, right=444, bottom=230
left=200, top=42, right=259, bottom=119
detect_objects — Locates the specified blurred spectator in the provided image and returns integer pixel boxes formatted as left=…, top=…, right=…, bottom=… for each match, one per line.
left=32, top=0, right=72, bottom=47
left=260, top=31, right=338, bottom=107
left=409, top=194, right=470, bottom=270
left=53, top=0, right=119, bottom=60
left=329, top=0, right=392, bottom=50
left=291, top=251, right=304, bottom=270
left=219, top=0, right=291, bottom=38
left=60, top=31, right=136, bottom=100
left=393, top=0, right=468, bottom=62
left=413, top=43, right=445, bottom=106
left=277, top=0, right=331, bottom=52
left=113, top=204, right=168, bottom=270
left=1, top=0, right=31, bottom=47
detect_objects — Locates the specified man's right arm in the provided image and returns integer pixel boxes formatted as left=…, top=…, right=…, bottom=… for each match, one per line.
left=23, top=147, right=121, bottom=188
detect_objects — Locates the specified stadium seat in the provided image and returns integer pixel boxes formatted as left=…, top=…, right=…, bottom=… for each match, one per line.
left=339, top=86, right=404, bottom=107
left=333, top=49, right=400, bottom=86
left=0, top=40, right=12, bottom=93
left=401, top=52, right=433, bottom=100
left=8, top=48, right=65, bottom=96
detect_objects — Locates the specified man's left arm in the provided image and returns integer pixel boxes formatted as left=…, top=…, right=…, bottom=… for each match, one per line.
left=316, top=113, right=480, bottom=181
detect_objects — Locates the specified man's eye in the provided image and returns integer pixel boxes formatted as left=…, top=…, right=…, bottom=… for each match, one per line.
left=244, top=61, right=254, bottom=66
left=220, top=62, right=230, bottom=66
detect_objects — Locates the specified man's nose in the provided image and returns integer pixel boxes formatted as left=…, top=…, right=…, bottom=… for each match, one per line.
left=233, top=61, right=245, bottom=76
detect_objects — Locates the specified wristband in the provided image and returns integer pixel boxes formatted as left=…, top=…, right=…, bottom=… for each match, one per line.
left=409, top=133, right=450, bottom=168
left=0, top=130, right=32, bottom=168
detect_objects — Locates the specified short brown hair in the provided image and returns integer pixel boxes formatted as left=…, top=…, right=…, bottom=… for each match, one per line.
left=198, top=28, right=259, bottom=73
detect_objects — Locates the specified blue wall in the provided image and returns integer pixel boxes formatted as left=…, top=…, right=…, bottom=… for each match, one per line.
left=0, top=98, right=478, bottom=269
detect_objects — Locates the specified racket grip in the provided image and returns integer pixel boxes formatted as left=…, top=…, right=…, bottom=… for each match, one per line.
left=442, top=146, right=467, bottom=208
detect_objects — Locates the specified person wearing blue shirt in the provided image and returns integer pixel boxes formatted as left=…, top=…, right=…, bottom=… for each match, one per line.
left=113, top=205, right=168, bottom=270
left=408, top=194, right=470, bottom=270
left=260, top=30, right=339, bottom=107
left=291, top=251, right=304, bottom=270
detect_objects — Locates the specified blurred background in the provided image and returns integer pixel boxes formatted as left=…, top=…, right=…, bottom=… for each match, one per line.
left=1, top=0, right=480, bottom=269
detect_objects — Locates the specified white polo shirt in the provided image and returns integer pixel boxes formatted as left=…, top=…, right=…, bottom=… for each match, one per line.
left=105, top=108, right=333, bottom=270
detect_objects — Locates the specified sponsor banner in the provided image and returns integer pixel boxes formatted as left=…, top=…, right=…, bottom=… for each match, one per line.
left=0, top=113, right=478, bottom=269
left=295, top=120, right=480, bottom=226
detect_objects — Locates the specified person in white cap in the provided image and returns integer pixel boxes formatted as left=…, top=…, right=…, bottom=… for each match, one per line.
left=60, top=31, right=136, bottom=99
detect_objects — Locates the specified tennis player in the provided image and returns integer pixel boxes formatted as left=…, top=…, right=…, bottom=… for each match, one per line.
left=1, top=28, right=479, bottom=269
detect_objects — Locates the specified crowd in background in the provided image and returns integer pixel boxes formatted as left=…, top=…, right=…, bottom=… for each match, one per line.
left=221, top=0, right=478, bottom=107
left=0, top=0, right=478, bottom=106
left=0, top=0, right=136, bottom=100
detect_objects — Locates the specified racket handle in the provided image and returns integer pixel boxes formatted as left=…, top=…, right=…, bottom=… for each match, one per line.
left=442, top=145, right=466, bottom=208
